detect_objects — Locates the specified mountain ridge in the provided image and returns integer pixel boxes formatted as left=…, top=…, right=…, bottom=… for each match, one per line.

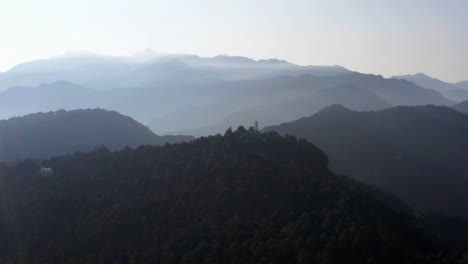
left=153, top=74, right=453, bottom=136
left=0, top=52, right=350, bottom=91
left=0, top=108, right=193, bottom=162
left=264, top=105, right=468, bottom=218
left=393, top=73, right=468, bottom=101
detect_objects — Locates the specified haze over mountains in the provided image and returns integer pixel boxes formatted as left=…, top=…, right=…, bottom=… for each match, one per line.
left=0, top=51, right=348, bottom=91
left=456, top=81, right=468, bottom=90
left=452, top=99, right=468, bottom=115
left=2, top=0, right=468, bottom=261
left=0, top=50, right=468, bottom=261
left=0, top=51, right=459, bottom=135
left=0, top=109, right=192, bottom=162
left=162, top=74, right=452, bottom=136
left=393, top=73, right=468, bottom=102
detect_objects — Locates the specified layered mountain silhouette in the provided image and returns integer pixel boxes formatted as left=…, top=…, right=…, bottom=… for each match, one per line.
left=393, top=73, right=468, bottom=101
left=155, top=73, right=453, bottom=136
left=0, top=109, right=192, bottom=162
left=444, top=89, right=468, bottom=102
left=1, top=53, right=134, bottom=90
left=452, top=99, right=468, bottom=114
left=0, top=71, right=452, bottom=135
left=393, top=73, right=457, bottom=92
left=0, top=80, right=219, bottom=122
left=456, top=81, right=468, bottom=90
left=0, top=53, right=455, bottom=135
left=0, top=81, right=101, bottom=120
left=167, top=83, right=391, bottom=136
left=0, top=129, right=466, bottom=263
left=0, top=52, right=349, bottom=91
left=0, top=53, right=350, bottom=124
left=265, top=105, right=468, bottom=218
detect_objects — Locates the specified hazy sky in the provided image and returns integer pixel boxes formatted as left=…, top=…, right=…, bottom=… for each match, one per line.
left=0, top=0, right=466, bottom=82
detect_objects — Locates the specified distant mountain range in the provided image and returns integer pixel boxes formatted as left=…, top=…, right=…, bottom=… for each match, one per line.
left=393, top=73, right=468, bottom=101
left=0, top=52, right=468, bottom=261
left=392, top=73, right=457, bottom=92
left=456, top=81, right=468, bottom=89
left=0, top=109, right=192, bottom=162
left=0, top=52, right=349, bottom=91
left=166, top=83, right=391, bottom=136
left=444, top=89, right=468, bottom=102
left=0, top=52, right=351, bottom=125
left=0, top=52, right=463, bottom=136
left=265, top=105, right=468, bottom=218
left=158, top=73, right=453, bottom=136
left=0, top=81, right=100, bottom=120
left=452, top=99, right=468, bottom=114
left=0, top=71, right=453, bottom=135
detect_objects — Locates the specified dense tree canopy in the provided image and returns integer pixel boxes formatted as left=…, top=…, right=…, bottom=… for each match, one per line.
left=0, top=128, right=466, bottom=263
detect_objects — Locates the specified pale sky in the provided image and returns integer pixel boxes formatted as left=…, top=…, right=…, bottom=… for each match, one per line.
left=0, top=0, right=466, bottom=82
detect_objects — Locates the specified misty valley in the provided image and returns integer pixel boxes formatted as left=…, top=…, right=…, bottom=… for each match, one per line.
left=1, top=1, right=468, bottom=262
left=0, top=51, right=467, bottom=263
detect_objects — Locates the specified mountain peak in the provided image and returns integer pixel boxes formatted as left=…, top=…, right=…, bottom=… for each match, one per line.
left=413, top=73, right=431, bottom=78
left=212, top=55, right=255, bottom=63
left=393, top=73, right=432, bottom=80
left=257, top=58, right=288, bottom=64
left=318, top=104, right=352, bottom=113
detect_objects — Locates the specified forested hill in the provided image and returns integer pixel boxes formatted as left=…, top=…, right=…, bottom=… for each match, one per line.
left=0, top=109, right=193, bottom=162
left=0, top=128, right=466, bottom=263
left=264, top=105, right=468, bottom=218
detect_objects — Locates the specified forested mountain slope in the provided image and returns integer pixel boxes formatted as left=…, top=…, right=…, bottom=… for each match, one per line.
left=265, top=105, right=468, bottom=218
left=0, top=129, right=466, bottom=263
